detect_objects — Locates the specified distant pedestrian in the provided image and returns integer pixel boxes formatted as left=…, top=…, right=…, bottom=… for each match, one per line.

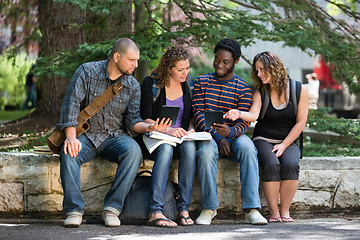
left=305, top=73, right=319, bottom=109
left=23, top=65, right=37, bottom=109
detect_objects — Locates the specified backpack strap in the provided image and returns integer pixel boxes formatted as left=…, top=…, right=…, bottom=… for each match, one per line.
left=152, top=78, right=161, bottom=103
left=259, top=88, right=270, bottom=120
left=186, top=76, right=194, bottom=96
left=290, top=78, right=303, bottom=159
left=290, top=79, right=297, bottom=116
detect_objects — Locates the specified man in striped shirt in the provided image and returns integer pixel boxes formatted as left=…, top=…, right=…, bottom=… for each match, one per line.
left=192, top=39, right=267, bottom=225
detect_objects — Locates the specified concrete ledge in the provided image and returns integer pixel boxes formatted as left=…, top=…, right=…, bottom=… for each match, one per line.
left=1, top=152, right=359, bottom=217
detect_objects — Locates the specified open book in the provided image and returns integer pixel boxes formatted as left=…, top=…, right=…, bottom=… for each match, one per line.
left=143, top=131, right=212, bottom=154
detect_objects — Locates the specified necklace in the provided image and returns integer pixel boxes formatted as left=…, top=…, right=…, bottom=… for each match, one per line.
left=167, top=84, right=180, bottom=95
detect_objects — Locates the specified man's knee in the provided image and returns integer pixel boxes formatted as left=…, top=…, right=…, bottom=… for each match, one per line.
left=196, top=141, right=218, bottom=165
left=233, top=135, right=257, bottom=158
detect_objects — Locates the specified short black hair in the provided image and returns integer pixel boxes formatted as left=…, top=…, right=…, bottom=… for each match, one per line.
left=214, top=39, right=241, bottom=61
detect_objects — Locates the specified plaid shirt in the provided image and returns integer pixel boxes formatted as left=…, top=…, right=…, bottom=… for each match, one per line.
left=56, top=59, right=143, bottom=147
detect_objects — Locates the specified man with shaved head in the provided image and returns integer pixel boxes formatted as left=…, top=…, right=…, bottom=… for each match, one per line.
left=57, top=38, right=171, bottom=228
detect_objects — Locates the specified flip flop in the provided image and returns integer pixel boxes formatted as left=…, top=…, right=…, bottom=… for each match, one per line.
left=177, top=215, right=194, bottom=226
left=146, top=217, right=177, bottom=228
left=281, top=216, right=294, bottom=222
left=268, top=217, right=282, bottom=223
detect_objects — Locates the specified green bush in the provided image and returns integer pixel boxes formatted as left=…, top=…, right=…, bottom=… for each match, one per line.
left=307, top=108, right=360, bottom=141
left=0, top=52, right=35, bottom=110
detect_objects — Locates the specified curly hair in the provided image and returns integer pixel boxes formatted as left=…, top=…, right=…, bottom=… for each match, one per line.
left=251, top=51, right=289, bottom=100
left=214, top=39, right=241, bottom=60
left=149, top=46, right=190, bottom=88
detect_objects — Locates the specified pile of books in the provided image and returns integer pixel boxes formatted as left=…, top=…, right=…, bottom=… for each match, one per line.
left=33, top=145, right=53, bottom=155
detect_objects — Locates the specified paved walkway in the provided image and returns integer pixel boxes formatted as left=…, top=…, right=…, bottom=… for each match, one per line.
left=1, top=216, right=359, bottom=240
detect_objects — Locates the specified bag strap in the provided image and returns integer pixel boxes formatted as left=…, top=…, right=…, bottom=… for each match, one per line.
left=152, top=79, right=161, bottom=103
left=76, top=81, right=123, bottom=133
left=290, top=79, right=297, bottom=116
left=259, top=88, right=269, bottom=120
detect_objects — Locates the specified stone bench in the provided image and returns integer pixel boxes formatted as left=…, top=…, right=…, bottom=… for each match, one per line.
left=1, top=152, right=360, bottom=217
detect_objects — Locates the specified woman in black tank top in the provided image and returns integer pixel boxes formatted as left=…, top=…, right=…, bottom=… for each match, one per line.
left=224, top=51, right=309, bottom=222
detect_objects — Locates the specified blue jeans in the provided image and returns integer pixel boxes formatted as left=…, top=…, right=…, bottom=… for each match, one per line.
left=60, top=134, right=142, bottom=216
left=149, top=141, right=196, bottom=215
left=196, top=135, right=261, bottom=210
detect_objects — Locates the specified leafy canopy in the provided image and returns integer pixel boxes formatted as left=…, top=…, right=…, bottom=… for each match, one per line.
left=33, top=0, right=360, bottom=94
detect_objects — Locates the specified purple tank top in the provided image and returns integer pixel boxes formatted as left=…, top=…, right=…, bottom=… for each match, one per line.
left=166, top=96, right=184, bottom=128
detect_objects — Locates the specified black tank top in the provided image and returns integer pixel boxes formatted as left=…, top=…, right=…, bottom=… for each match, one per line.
left=253, top=97, right=296, bottom=140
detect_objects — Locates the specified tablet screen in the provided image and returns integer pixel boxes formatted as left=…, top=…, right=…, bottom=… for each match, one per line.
left=159, top=105, right=180, bottom=125
left=205, top=110, right=224, bottom=129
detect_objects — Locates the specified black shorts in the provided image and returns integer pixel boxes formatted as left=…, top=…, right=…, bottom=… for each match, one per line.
left=254, top=139, right=300, bottom=181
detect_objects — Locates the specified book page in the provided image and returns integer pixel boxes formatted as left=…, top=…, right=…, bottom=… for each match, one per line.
left=143, top=135, right=177, bottom=154
left=181, top=132, right=212, bottom=141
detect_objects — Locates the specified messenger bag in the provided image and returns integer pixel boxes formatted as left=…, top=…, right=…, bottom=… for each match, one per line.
left=47, top=81, right=124, bottom=154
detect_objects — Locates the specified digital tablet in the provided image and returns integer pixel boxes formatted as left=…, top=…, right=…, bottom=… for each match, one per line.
left=159, top=105, right=180, bottom=125
left=205, top=110, right=224, bottom=129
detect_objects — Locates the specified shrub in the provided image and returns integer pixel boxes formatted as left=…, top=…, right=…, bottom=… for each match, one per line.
left=0, top=52, right=35, bottom=110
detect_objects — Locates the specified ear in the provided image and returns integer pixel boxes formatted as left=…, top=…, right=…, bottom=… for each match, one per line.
left=234, top=58, right=240, bottom=65
left=113, top=52, right=121, bottom=63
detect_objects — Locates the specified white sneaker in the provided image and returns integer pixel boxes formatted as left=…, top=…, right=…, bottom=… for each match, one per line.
left=64, top=214, right=82, bottom=228
left=244, top=209, right=268, bottom=225
left=102, top=210, right=121, bottom=227
left=195, top=209, right=217, bottom=225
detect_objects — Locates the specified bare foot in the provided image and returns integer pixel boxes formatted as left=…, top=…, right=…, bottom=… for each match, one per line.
left=178, top=211, right=194, bottom=225
left=148, top=213, right=177, bottom=227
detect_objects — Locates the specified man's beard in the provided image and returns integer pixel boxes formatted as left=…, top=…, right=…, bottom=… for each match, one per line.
left=214, top=63, right=235, bottom=79
left=116, top=64, right=134, bottom=76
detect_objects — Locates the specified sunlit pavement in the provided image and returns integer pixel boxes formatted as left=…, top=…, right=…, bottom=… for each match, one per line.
left=1, top=217, right=360, bottom=240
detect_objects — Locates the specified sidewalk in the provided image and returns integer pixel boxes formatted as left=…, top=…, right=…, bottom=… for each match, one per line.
left=1, top=215, right=360, bottom=240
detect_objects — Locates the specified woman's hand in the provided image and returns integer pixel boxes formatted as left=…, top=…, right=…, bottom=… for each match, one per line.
left=167, top=127, right=188, bottom=138
left=223, top=109, right=241, bottom=121
left=187, top=128, right=195, bottom=133
left=272, top=143, right=286, bottom=157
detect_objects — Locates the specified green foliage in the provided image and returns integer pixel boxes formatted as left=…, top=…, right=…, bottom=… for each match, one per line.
left=0, top=52, right=35, bottom=110
left=0, top=131, right=50, bottom=153
left=31, top=0, right=360, bottom=97
left=303, top=138, right=360, bottom=157
left=307, top=108, right=360, bottom=140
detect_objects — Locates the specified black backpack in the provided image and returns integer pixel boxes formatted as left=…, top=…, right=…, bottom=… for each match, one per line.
left=259, top=79, right=303, bottom=158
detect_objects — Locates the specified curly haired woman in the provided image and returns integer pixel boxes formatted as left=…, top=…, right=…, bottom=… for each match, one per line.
left=224, top=51, right=308, bottom=223
left=140, top=46, right=196, bottom=227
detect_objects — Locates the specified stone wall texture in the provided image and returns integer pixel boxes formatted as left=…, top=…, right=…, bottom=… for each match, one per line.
left=0, top=152, right=359, bottom=217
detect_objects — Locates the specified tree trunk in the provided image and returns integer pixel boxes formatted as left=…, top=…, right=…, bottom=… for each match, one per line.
left=133, top=2, right=149, bottom=84
left=85, top=2, right=132, bottom=44
left=36, top=0, right=133, bottom=118
left=36, top=0, right=86, bottom=117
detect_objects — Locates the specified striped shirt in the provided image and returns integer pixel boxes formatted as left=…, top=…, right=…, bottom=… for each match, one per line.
left=192, top=72, right=252, bottom=142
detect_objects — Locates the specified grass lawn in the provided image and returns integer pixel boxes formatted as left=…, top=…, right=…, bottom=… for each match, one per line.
left=0, top=109, right=34, bottom=121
